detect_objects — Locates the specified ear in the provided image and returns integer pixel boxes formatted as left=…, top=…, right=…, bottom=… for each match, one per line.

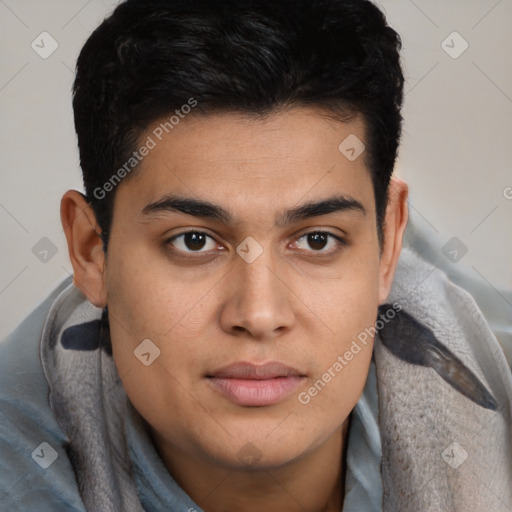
left=60, top=190, right=107, bottom=308
left=377, top=176, right=409, bottom=304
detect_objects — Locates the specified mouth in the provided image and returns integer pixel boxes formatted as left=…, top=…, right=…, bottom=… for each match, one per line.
left=206, top=361, right=306, bottom=407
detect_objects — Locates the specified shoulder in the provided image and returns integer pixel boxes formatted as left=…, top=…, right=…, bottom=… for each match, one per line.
left=0, top=276, right=86, bottom=511
left=375, top=247, right=512, bottom=510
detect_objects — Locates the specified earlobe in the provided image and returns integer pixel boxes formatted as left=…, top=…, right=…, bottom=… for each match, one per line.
left=60, top=190, right=107, bottom=308
left=377, top=176, right=409, bottom=304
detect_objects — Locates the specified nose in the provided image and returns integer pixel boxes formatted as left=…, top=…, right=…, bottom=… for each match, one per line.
left=218, top=242, right=295, bottom=341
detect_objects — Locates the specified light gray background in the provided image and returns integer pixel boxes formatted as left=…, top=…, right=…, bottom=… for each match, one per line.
left=1, top=0, right=511, bottom=339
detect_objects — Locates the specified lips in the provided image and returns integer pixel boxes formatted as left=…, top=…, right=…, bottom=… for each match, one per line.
left=206, top=362, right=306, bottom=407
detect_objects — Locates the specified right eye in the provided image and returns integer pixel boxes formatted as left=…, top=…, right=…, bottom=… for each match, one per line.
left=164, top=231, right=222, bottom=258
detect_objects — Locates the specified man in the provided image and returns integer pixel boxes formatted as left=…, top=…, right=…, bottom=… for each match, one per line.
left=1, top=1, right=511, bottom=511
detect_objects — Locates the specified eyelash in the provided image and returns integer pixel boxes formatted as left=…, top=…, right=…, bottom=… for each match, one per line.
left=163, top=230, right=347, bottom=260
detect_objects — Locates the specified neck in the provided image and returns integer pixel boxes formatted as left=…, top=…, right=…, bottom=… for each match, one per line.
left=150, top=417, right=351, bottom=512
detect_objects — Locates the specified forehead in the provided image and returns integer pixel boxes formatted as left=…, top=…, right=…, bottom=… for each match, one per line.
left=115, top=107, right=375, bottom=220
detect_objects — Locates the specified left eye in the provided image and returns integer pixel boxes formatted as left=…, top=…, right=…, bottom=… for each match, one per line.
left=293, top=232, right=345, bottom=254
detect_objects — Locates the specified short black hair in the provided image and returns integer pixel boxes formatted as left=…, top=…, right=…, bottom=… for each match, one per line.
left=72, top=0, right=404, bottom=252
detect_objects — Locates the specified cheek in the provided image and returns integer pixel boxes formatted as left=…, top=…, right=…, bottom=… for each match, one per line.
left=104, top=240, right=219, bottom=398
left=321, top=246, right=380, bottom=341
left=302, top=255, right=379, bottom=416
left=103, top=249, right=181, bottom=385
left=105, top=239, right=210, bottom=338
left=298, top=310, right=375, bottom=430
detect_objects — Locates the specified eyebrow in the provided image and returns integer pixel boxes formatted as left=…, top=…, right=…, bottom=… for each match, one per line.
left=139, top=193, right=366, bottom=226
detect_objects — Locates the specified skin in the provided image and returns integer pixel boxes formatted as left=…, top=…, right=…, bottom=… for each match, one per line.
left=61, top=106, right=408, bottom=512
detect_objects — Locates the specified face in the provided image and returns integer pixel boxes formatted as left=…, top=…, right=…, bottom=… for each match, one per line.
left=88, top=107, right=400, bottom=470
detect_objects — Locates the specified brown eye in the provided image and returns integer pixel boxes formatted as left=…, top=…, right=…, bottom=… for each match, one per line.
left=307, top=233, right=328, bottom=251
left=293, top=231, right=346, bottom=255
left=166, top=231, right=218, bottom=254
left=182, top=232, right=207, bottom=250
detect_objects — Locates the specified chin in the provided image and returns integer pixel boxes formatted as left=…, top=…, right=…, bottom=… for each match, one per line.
left=199, top=425, right=319, bottom=471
